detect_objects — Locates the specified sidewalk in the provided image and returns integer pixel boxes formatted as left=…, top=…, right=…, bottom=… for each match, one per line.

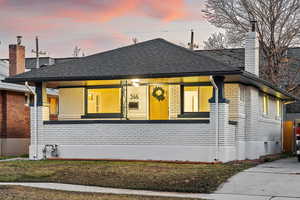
left=0, top=157, right=28, bottom=162
left=0, top=182, right=272, bottom=200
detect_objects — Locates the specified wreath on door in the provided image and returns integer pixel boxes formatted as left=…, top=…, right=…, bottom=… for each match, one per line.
left=152, top=86, right=165, bottom=101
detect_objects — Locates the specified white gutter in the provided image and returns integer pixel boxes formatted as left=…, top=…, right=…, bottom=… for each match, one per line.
left=25, top=82, right=38, bottom=160
left=210, top=76, right=219, bottom=161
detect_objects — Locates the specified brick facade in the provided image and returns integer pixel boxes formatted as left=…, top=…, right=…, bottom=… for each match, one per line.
left=0, top=91, right=30, bottom=139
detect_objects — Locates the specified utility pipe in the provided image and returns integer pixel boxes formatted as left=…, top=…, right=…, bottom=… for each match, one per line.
left=210, top=76, right=219, bottom=161
left=25, top=82, right=38, bottom=160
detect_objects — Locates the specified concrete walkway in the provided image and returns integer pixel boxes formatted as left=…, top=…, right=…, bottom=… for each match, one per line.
left=0, top=157, right=28, bottom=162
left=216, top=157, right=300, bottom=200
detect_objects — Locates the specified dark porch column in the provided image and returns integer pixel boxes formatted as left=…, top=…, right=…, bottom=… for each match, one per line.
left=209, top=76, right=229, bottom=103
left=35, top=82, right=43, bottom=106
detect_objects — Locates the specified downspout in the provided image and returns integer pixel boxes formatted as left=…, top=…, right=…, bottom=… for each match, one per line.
left=25, top=82, right=38, bottom=160
left=210, top=76, right=219, bottom=161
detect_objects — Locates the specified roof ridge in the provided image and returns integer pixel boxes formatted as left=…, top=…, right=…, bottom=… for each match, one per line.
left=83, top=38, right=165, bottom=59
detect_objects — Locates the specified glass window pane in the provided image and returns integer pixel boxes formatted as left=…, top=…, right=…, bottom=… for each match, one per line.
left=184, top=86, right=213, bottom=113
left=199, top=86, right=213, bottom=112
left=184, top=87, right=199, bottom=112
left=48, top=97, right=58, bottom=115
left=87, top=88, right=121, bottom=114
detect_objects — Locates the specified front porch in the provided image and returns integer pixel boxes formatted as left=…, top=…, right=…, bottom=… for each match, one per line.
left=30, top=75, right=239, bottom=162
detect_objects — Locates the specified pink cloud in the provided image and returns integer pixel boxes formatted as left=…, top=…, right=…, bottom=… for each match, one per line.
left=55, top=0, right=190, bottom=22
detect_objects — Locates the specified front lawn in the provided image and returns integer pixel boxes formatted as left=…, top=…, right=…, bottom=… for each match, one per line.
left=0, top=186, right=200, bottom=200
left=0, top=160, right=255, bottom=193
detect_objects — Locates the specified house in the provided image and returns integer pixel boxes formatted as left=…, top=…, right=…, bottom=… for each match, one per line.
left=5, top=24, right=298, bottom=162
left=0, top=39, right=58, bottom=156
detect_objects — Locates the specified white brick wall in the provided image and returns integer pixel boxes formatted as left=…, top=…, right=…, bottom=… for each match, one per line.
left=30, top=103, right=237, bottom=162
left=243, top=86, right=282, bottom=159
left=210, top=103, right=236, bottom=147
left=41, top=123, right=213, bottom=146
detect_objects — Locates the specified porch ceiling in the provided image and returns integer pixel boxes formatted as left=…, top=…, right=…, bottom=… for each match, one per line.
left=44, top=74, right=298, bottom=101
left=45, top=76, right=212, bottom=88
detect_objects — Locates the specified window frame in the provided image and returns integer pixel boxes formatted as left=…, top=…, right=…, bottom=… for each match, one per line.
left=83, top=86, right=123, bottom=119
left=178, top=84, right=212, bottom=118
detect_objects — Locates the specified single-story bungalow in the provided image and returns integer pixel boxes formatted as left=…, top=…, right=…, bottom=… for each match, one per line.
left=5, top=25, right=298, bottom=162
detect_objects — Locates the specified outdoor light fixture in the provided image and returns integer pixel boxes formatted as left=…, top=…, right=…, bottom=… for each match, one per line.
left=132, top=79, right=140, bottom=87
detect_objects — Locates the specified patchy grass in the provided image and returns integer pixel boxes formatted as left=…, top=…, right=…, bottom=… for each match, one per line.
left=0, top=160, right=255, bottom=193
left=260, top=153, right=294, bottom=163
left=0, top=186, right=200, bottom=200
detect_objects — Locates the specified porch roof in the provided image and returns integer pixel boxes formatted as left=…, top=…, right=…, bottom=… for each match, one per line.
left=5, top=38, right=241, bottom=83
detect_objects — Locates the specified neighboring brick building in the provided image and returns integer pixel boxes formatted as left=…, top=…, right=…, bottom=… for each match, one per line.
left=0, top=39, right=57, bottom=156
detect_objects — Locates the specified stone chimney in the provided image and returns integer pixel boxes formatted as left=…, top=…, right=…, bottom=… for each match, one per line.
left=245, top=21, right=259, bottom=76
left=9, top=36, right=25, bottom=76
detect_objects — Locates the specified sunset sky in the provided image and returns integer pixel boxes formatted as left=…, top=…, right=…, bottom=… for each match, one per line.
left=0, top=0, right=219, bottom=58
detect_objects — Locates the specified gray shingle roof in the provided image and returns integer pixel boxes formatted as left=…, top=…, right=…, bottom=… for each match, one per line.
left=196, top=48, right=245, bottom=69
left=0, top=61, right=57, bottom=94
left=1, top=57, right=80, bottom=69
left=5, top=38, right=241, bottom=82
left=25, top=57, right=80, bottom=69
left=196, top=47, right=300, bottom=73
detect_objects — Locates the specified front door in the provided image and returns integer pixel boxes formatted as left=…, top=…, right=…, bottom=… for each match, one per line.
left=149, top=85, right=169, bottom=120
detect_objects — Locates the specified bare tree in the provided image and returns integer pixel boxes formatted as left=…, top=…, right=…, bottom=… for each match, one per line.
left=203, top=32, right=230, bottom=50
left=203, top=0, right=300, bottom=94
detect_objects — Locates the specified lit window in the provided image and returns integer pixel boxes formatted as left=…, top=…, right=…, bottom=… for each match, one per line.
left=262, top=95, right=269, bottom=115
left=184, top=86, right=213, bottom=112
left=48, top=97, right=58, bottom=115
left=87, top=88, right=121, bottom=114
left=276, top=100, right=281, bottom=117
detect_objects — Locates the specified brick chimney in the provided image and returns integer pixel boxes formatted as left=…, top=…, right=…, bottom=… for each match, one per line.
left=9, top=36, right=25, bottom=76
left=245, top=21, right=259, bottom=76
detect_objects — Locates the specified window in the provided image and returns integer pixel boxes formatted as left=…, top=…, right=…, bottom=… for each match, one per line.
left=25, top=94, right=30, bottom=107
left=183, top=86, right=213, bottom=113
left=86, top=88, right=122, bottom=118
left=262, top=95, right=269, bottom=115
left=48, top=97, right=58, bottom=115
left=276, top=100, right=281, bottom=117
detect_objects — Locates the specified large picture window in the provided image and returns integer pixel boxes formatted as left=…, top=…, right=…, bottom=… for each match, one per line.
left=180, top=85, right=213, bottom=118
left=85, top=87, right=122, bottom=118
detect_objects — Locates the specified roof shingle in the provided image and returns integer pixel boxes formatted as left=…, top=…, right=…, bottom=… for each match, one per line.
left=6, top=38, right=241, bottom=82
